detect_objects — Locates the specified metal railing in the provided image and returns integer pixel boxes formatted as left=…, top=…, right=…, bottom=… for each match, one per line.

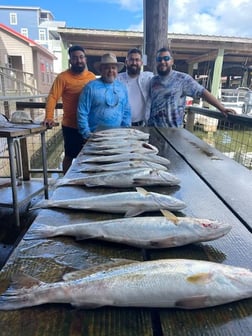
left=0, top=99, right=64, bottom=179
left=0, top=66, right=39, bottom=96
left=1, top=99, right=252, bottom=181
left=185, top=106, right=252, bottom=169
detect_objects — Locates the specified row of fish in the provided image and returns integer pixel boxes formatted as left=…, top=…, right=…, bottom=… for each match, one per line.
left=1, top=128, right=250, bottom=311
left=36, top=127, right=232, bottom=249
left=57, top=128, right=175, bottom=188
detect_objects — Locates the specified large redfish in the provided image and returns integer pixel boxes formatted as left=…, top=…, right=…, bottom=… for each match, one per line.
left=0, top=259, right=251, bottom=310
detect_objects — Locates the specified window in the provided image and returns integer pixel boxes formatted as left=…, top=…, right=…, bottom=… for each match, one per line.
left=40, top=62, right=45, bottom=83
left=21, top=28, right=28, bottom=38
left=10, top=13, right=17, bottom=25
left=39, top=29, right=46, bottom=41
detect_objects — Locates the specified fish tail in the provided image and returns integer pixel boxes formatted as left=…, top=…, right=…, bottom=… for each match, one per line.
left=24, top=224, right=57, bottom=240
left=0, top=273, right=46, bottom=310
left=0, top=290, right=35, bottom=310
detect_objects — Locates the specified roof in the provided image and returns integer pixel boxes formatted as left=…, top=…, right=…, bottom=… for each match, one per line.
left=0, top=23, right=57, bottom=59
left=57, top=27, right=252, bottom=65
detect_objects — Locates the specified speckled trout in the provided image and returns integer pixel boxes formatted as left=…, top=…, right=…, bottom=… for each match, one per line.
left=81, top=153, right=171, bottom=167
left=90, top=128, right=149, bottom=141
left=30, top=188, right=186, bottom=217
left=85, top=139, right=149, bottom=150
left=55, top=168, right=179, bottom=188
left=76, top=160, right=168, bottom=173
left=24, top=211, right=231, bottom=248
left=0, top=259, right=251, bottom=310
left=83, top=142, right=158, bottom=155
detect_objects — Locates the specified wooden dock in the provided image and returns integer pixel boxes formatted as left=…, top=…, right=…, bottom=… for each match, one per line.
left=0, top=127, right=251, bottom=336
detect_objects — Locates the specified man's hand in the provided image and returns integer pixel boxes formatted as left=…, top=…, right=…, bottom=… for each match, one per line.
left=221, top=107, right=237, bottom=117
left=43, top=119, right=55, bottom=128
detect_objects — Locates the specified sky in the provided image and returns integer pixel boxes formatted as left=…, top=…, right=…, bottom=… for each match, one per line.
left=1, top=0, right=252, bottom=38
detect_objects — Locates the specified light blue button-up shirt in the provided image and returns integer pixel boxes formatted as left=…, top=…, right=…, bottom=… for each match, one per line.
left=77, top=78, right=131, bottom=139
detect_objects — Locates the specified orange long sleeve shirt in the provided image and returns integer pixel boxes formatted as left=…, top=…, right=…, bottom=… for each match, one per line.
left=45, top=69, right=96, bottom=129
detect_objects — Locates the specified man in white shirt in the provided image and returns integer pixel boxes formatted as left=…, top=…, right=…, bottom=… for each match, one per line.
left=117, top=48, right=153, bottom=126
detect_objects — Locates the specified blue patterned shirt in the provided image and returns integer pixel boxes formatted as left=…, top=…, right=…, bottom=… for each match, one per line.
left=77, top=78, right=131, bottom=139
left=148, top=70, right=205, bottom=128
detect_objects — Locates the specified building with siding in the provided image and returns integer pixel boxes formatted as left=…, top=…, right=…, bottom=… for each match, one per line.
left=0, top=5, right=65, bottom=73
left=0, top=23, right=56, bottom=95
left=1, top=5, right=252, bottom=92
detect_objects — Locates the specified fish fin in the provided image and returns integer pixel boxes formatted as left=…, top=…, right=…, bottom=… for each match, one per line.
left=75, top=234, right=101, bottom=241
left=149, top=237, right=177, bottom=248
left=135, top=187, right=148, bottom=195
left=125, top=206, right=145, bottom=217
left=187, top=272, right=213, bottom=284
left=63, top=269, right=96, bottom=281
left=109, top=258, right=139, bottom=265
left=175, top=295, right=208, bottom=309
left=72, top=302, right=104, bottom=309
left=54, top=178, right=71, bottom=187
left=63, top=259, right=138, bottom=281
left=84, top=182, right=99, bottom=187
left=29, top=200, right=50, bottom=210
left=10, top=272, right=44, bottom=289
left=161, top=209, right=179, bottom=224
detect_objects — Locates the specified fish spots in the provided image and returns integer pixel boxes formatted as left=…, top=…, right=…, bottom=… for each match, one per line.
left=187, top=272, right=212, bottom=284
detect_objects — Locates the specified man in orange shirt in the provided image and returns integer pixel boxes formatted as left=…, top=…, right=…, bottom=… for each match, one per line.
left=44, top=45, right=96, bottom=174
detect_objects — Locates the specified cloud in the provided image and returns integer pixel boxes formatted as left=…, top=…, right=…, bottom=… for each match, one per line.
left=119, top=0, right=252, bottom=37
left=168, top=0, right=252, bottom=37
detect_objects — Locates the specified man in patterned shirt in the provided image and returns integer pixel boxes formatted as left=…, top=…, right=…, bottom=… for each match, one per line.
left=147, top=47, right=236, bottom=128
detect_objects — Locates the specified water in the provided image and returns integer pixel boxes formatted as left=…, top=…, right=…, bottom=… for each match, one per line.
left=194, top=129, right=252, bottom=169
left=31, top=136, right=64, bottom=178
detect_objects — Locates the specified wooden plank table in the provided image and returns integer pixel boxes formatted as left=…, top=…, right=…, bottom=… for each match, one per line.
left=0, top=127, right=251, bottom=336
left=156, top=127, right=252, bottom=231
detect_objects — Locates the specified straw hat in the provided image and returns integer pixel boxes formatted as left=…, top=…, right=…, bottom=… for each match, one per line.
left=94, top=53, right=124, bottom=73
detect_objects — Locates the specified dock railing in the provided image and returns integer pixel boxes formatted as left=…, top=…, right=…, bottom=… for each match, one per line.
left=1, top=99, right=252, bottom=180
left=185, top=106, right=252, bottom=169
left=0, top=97, right=64, bottom=179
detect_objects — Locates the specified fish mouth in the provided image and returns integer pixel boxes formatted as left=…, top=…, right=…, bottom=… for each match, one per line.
left=156, top=171, right=181, bottom=185
left=198, top=220, right=232, bottom=239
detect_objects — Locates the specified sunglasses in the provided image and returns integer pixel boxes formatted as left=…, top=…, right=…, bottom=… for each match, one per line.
left=156, top=55, right=172, bottom=62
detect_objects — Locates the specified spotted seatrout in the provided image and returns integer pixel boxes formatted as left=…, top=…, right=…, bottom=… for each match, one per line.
left=76, top=160, right=169, bottom=173
left=25, top=213, right=231, bottom=248
left=55, top=168, right=180, bottom=188
left=30, top=188, right=186, bottom=217
left=81, top=153, right=171, bottom=167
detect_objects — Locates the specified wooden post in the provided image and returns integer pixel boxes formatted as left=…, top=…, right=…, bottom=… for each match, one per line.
left=4, top=101, right=10, bottom=119
left=185, top=108, right=195, bottom=132
left=144, top=0, right=169, bottom=72
left=210, top=48, right=224, bottom=106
